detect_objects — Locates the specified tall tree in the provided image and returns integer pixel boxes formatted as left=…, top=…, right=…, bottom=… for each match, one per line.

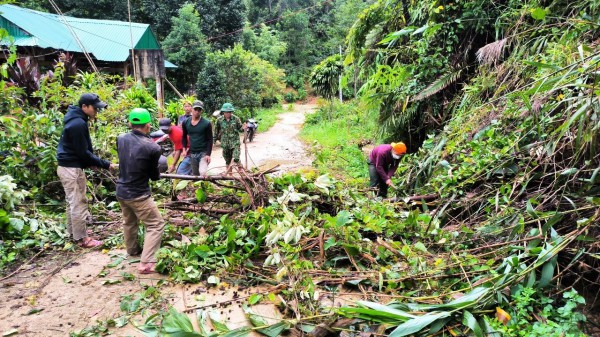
left=197, top=45, right=285, bottom=112
left=162, top=4, right=210, bottom=94
left=18, top=0, right=180, bottom=40
left=137, top=0, right=182, bottom=40
left=196, top=0, right=246, bottom=50
left=241, top=24, right=287, bottom=65
left=277, top=11, right=312, bottom=87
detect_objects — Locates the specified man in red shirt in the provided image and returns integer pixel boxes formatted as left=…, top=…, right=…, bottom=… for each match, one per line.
left=159, top=118, right=191, bottom=175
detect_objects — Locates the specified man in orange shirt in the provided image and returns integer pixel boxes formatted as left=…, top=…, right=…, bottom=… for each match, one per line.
left=158, top=118, right=191, bottom=175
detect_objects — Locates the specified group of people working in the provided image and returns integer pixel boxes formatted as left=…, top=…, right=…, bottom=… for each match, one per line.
left=56, top=92, right=407, bottom=274
left=56, top=93, right=246, bottom=273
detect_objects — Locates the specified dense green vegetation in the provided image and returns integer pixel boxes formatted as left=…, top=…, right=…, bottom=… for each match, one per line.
left=16, top=0, right=371, bottom=99
left=1, top=0, right=599, bottom=336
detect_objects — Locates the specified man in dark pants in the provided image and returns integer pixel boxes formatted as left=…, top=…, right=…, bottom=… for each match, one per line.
left=182, top=100, right=213, bottom=176
left=56, top=93, right=117, bottom=248
left=368, top=142, right=407, bottom=198
left=116, top=108, right=165, bottom=274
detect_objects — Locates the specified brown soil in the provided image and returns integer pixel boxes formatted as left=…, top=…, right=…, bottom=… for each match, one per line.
left=0, top=103, right=317, bottom=337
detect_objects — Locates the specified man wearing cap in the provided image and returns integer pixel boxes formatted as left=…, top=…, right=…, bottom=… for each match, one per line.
left=214, top=103, right=246, bottom=175
left=116, top=108, right=165, bottom=274
left=56, top=93, right=117, bottom=248
left=178, top=101, right=193, bottom=126
left=158, top=118, right=192, bottom=175
left=182, top=100, right=213, bottom=176
left=368, top=142, right=407, bottom=198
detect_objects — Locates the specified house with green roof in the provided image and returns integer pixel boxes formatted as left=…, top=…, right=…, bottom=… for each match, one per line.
left=0, top=4, right=175, bottom=76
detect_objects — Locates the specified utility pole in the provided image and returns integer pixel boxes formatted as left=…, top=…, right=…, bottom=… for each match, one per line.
left=339, top=45, right=343, bottom=103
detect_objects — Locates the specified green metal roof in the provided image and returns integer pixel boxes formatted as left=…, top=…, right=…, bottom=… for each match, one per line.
left=0, top=4, right=161, bottom=62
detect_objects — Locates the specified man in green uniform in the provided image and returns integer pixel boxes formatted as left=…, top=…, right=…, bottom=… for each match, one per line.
left=214, top=103, right=246, bottom=175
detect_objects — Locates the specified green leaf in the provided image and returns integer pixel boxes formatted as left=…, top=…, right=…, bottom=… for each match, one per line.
left=208, top=311, right=230, bottom=332
left=324, top=237, right=337, bottom=250
left=356, top=301, right=416, bottom=320
left=388, top=312, right=451, bottom=337
left=336, top=210, right=353, bottom=226
left=107, top=256, right=125, bottom=268
left=120, top=296, right=141, bottom=313
left=412, top=24, right=429, bottom=35
left=531, top=7, right=548, bottom=20
left=9, top=218, right=24, bottom=231
left=102, top=279, right=121, bottom=285
left=379, top=27, right=415, bottom=44
left=526, top=199, right=538, bottom=219
left=539, top=258, right=556, bottom=287
left=163, top=308, right=201, bottom=336
left=26, top=308, right=44, bottom=315
left=413, top=242, right=428, bottom=253
left=256, top=322, right=291, bottom=337
left=121, top=272, right=136, bottom=281
left=220, top=327, right=251, bottom=337
left=523, top=60, right=561, bottom=70
left=462, top=311, right=483, bottom=337
left=196, top=188, right=207, bottom=203
left=560, top=168, right=578, bottom=176
left=195, top=245, right=212, bottom=258
left=207, top=275, right=220, bottom=285
left=248, top=294, right=263, bottom=305
left=175, top=180, right=189, bottom=191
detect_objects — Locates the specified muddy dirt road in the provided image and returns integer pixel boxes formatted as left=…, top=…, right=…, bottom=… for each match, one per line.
left=208, top=104, right=315, bottom=174
left=0, top=103, right=317, bottom=337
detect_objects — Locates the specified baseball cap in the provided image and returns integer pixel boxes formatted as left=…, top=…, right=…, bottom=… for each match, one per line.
left=159, top=117, right=172, bottom=132
left=192, top=100, right=204, bottom=109
left=78, top=93, right=108, bottom=110
left=129, top=108, right=151, bottom=125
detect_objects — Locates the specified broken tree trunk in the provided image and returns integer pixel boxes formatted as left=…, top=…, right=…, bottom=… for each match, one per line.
left=160, top=166, right=279, bottom=212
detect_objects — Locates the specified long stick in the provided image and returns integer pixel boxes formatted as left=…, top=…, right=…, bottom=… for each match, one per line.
left=160, top=173, right=238, bottom=181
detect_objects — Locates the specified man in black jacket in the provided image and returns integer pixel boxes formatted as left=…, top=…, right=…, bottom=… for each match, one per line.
left=56, top=93, right=117, bottom=248
left=116, top=108, right=165, bottom=274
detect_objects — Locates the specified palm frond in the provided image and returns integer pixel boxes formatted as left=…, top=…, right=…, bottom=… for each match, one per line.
left=411, top=67, right=465, bottom=102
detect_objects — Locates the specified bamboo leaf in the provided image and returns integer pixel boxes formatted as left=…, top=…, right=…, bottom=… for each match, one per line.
left=208, top=312, right=230, bottom=332
left=355, top=301, right=416, bottom=319
left=256, top=322, right=291, bottom=337
left=388, top=312, right=451, bottom=337
left=220, top=327, right=251, bottom=337
left=379, top=27, right=416, bottom=45
left=539, top=258, right=556, bottom=287
left=462, top=311, right=483, bottom=337
left=162, top=308, right=202, bottom=337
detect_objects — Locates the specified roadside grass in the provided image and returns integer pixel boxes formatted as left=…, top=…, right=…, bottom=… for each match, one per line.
left=300, top=100, right=378, bottom=181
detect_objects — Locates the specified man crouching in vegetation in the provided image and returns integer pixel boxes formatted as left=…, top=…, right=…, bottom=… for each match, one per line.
left=56, top=93, right=117, bottom=248
left=116, top=108, right=165, bottom=274
left=368, top=142, right=407, bottom=198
